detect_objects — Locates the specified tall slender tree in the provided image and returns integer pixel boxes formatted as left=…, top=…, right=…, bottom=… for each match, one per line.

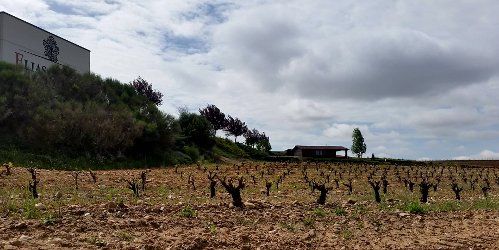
left=351, top=128, right=366, bottom=158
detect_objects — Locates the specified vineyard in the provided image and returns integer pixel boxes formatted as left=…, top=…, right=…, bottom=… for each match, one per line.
left=1, top=161, right=499, bottom=249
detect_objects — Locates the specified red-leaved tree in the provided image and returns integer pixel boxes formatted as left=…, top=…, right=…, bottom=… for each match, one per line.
left=130, top=77, right=163, bottom=106
left=199, top=104, right=226, bottom=131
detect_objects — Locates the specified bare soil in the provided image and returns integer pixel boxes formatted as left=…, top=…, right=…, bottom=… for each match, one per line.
left=1, top=162, right=498, bottom=249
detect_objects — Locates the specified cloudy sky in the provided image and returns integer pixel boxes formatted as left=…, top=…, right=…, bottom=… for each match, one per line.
left=2, top=0, right=499, bottom=160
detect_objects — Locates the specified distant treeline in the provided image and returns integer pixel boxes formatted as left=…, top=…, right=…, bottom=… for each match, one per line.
left=0, top=62, right=270, bottom=168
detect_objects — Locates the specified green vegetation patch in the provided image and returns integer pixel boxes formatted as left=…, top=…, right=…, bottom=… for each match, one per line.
left=179, top=206, right=197, bottom=218
left=404, top=201, right=427, bottom=214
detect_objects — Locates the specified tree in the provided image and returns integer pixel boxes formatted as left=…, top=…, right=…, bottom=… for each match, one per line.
left=351, top=128, right=366, bottom=158
left=178, top=111, right=215, bottom=150
left=244, top=128, right=260, bottom=147
left=129, top=77, right=163, bottom=106
left=224, top=115, right=248, bottom=143
left=199, top=104, right=226, bottom=131
left=0, top=62, right=180, bottom=166
left=244, top=129, right=272, bottom=152
left=255, top=132, right=271, bottom=152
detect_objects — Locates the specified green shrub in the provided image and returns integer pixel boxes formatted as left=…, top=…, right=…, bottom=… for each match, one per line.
left=22, top=198, right=41, bottom=219
left=86, top=236, right=107, bottom=247
left=236, top=142, right=268, bottom=159
left=42, top=213, right=58, bottom=225
left=170, top=151, right=193, bottom=165
left=183, top=146, right=200, bottom=162
left=405, top=201, right=427, bottom=214
left=334, top=207, right=347, bottom=216
left=116, top=230, right=133, bottom=241
left=303, top=217, right=315, bottom=227
left=178, top=111, right=215, bottom=150
left=0, top=62, right=180, bottom=169
left=342, top=229, right=353, bottom=240
left=313, top=207, right=327, bottom=217
left=278, top=222, right=296, bottom=232
left=179, top=206, right=197, bottom=218
left=208, top=223, right=217, bottom=234
left=471, top=198, right=499, bottom=210
left=1, top=199, right=18, bottom=216
left=434, top=201, right=461, bottom=212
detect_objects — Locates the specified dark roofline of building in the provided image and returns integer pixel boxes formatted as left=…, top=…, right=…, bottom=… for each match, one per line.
left=0, top=11, right=90, bottom=52
left=293, top=145, right=349, bottom=151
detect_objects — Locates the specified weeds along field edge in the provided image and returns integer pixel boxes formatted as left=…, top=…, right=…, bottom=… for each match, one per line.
left=1, top=161, right=499, bottom=217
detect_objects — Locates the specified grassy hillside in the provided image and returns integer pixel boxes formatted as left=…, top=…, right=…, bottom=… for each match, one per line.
left=212, top=137, right=269, bottom=161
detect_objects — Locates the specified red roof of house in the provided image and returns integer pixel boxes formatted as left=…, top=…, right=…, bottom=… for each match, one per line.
left=293, top=145, right=349, bottom=151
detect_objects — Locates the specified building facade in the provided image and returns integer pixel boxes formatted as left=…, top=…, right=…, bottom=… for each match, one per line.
left=290, top=145, right=349, bottom=158
left=0, top=11, right=90, bottom=73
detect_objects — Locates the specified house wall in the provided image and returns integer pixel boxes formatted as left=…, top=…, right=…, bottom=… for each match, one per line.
left=294, top=149, right=303, bottom=157
left=0, top=12, right=90, bottom=73
left=301, top=149, right=339, bottom=158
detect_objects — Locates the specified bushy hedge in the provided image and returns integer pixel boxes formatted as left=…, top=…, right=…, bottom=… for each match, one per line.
left=0, top=62, right=272, bottom=168
left=0, top=63, right=178, bottom=167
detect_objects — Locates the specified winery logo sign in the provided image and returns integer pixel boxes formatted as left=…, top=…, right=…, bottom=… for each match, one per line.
left=1, top=11, right=89, bottom=73
left=14, top=35, right=62, bottom=72
left=43, top=36, right=59, bottom=63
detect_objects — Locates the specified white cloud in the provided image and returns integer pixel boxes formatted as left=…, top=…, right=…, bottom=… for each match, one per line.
left=454, top=150, right=499, bottom=160
left=323, top=123, right=368, bottom=140
left=478, top=150, right=499, bottom=159
left=418, top=157, right=432, bottom=161
left=1, top=0, right=499, bottom=160
left=453, top=156, right=471, bottom=160
left=209, top=1, right=499, bottom=101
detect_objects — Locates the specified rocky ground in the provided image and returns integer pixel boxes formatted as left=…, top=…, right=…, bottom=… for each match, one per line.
left=1, top=163, right=498, bottom=249
left=1, top=202, right=498, bottom=249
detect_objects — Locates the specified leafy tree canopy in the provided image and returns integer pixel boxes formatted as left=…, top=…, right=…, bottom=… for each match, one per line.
left=224, top=115, right=248, bottom=142
left=351, top=128, right=367, bottom=158
left=178, top=110, right=215, bottom=150
left=130, top=77, right=163, bottom=106
left=199, top=104, right=226, bottom=131
left=244, top=128, right=271, bottom=152
left=0, top=62, right=175, bottom=164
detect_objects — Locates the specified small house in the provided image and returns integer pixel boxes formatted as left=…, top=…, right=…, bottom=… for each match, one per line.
left=289, top=145, right=348, bottom=158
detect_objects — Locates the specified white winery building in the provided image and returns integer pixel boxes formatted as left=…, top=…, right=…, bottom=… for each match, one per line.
left=0, top=11, right=90, bottom=73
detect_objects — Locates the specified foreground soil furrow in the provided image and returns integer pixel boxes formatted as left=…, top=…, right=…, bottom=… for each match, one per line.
left=1, top=205, right=498, bottom=249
